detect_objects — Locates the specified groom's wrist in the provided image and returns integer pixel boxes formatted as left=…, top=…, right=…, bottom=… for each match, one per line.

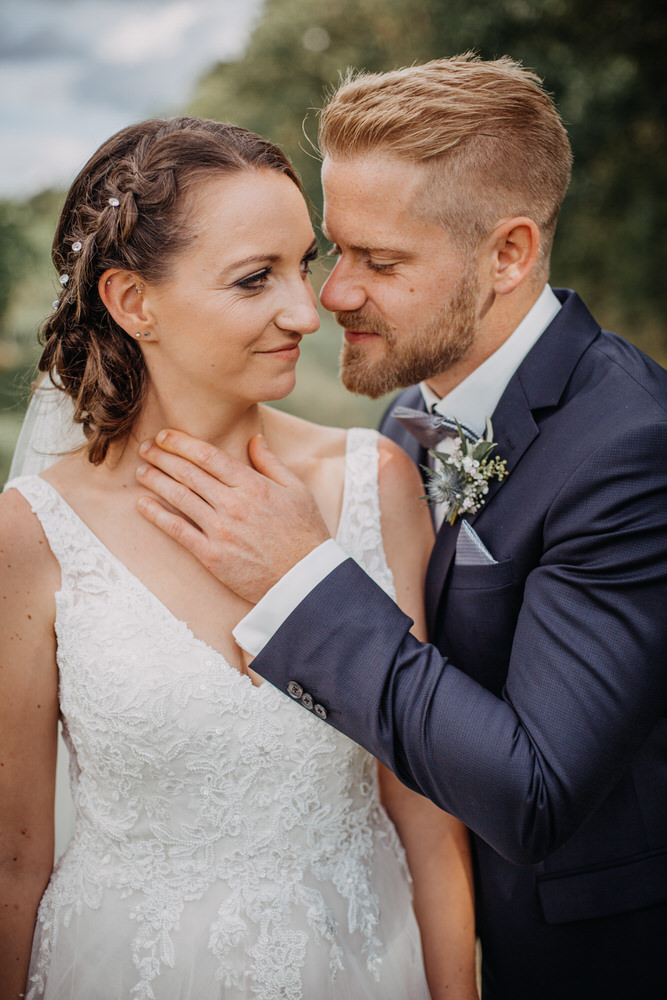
left=233, top=540, right=348, bottom=656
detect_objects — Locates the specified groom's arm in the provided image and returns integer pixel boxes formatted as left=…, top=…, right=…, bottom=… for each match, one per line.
left=242, top=421, right=667, bottom=864
left=136, top=423, right=667, bottom=864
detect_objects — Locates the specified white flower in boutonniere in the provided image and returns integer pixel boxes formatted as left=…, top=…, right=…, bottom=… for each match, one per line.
left=422, top=418, right=508, bottom=525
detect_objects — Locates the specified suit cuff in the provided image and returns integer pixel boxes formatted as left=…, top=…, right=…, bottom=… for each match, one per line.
left=233, top=539, right=348, bottom=657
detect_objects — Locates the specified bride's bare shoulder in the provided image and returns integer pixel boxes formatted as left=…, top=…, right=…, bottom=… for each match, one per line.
left=262, top=406, right=348, bottom=465
left=0, top=486, right=60, bottom=592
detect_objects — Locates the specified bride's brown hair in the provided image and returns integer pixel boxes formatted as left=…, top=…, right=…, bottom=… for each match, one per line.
left=39, top=117, right=302, bottom=464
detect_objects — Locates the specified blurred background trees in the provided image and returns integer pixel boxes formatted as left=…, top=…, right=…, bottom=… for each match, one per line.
left=2, top=0, right=665, bottom=479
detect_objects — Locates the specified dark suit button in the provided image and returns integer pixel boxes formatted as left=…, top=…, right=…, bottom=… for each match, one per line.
left=287, top=681, right=303, bottom=700
left=313, top=704, right=328, bottom=720
left=301, top=693, right=314, bottom=710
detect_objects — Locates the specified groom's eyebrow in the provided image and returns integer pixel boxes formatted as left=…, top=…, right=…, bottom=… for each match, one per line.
left=321, top=222, right=412, bottom=258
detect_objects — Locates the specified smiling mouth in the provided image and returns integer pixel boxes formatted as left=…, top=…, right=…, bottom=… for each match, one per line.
left=258, top=341, right=301, bottom=356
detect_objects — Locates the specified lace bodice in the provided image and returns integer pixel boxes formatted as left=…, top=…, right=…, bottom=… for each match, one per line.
left=7, top=428, right=426, bottom=1000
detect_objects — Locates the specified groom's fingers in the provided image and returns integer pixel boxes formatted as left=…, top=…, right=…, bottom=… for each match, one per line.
left=136, top=496, right=215, bottom=566
left=135, top=428, right=332, bottom=602
left=135, top=459, right=219, bottom=530
left=149, top=428, right=303, bottom=490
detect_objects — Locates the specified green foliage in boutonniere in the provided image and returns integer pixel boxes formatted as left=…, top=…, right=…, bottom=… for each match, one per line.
left=422, top=418, right=508, bottom=525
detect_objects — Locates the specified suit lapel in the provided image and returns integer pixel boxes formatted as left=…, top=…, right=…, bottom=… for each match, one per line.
left=424, top=290, right=602, bottom=626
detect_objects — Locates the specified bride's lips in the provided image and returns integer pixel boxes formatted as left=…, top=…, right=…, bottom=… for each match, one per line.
left=257, top=341, right=301, bottom=359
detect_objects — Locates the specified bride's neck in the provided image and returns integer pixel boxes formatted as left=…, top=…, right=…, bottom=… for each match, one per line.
left=104, top=393, right=265, bottom=474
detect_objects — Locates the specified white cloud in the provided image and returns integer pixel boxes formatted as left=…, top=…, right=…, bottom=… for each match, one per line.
left=95, top=3, right=200, bottom=64
left=0, top=0, right=264, bottom=199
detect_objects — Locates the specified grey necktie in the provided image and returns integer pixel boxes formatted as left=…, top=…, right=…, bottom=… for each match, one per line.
left=392, top=405, right=477, bottom=449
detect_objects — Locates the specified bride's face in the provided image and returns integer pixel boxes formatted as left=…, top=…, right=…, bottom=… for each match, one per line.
left=141, top=169, right=320, bottom=408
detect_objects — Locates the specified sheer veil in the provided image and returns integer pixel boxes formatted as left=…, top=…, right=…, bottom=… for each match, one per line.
left=8, top=373, right=85, bottom=479
left=7, top=374, right=85, bottom=860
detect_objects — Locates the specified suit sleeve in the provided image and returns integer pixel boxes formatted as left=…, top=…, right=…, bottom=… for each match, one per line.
left=251, top=421, right=667, bottom=864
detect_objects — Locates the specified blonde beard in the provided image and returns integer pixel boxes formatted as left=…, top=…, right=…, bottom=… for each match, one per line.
left=339, top=273, right=479, bottom=398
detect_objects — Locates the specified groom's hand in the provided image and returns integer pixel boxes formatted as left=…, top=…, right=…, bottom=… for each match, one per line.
left=135, top=430, right=331, bottom=603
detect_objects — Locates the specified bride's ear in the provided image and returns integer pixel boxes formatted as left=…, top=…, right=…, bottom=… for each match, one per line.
left=98, top=269, right=155, bottom=342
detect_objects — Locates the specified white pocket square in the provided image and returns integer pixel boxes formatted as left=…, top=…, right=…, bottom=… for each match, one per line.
left=455, top=520, right=498, bottom=566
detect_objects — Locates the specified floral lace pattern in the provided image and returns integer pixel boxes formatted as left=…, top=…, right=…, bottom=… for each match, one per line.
left=7, top=429, right=425, bottom=1000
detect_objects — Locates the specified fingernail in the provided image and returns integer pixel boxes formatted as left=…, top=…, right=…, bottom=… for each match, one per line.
left=257, top=434, right=268, bottom=447
left=136, top=464, right=148, bottom=476
left=138, top=440, right=152, bottom=455
left=156, top=430, right=168, bottom=445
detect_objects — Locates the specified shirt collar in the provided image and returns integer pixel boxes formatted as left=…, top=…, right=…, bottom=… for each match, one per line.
left=420, top=284, right=561, bottom=436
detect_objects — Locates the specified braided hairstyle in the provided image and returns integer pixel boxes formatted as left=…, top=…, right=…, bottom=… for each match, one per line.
left=39, top=117, right=302, bottom=464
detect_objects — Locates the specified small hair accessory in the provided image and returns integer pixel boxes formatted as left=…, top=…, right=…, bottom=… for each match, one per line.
left=71, top=241, right=82, bottom=252
left=52, top=300, right=60, bottom=309
left=59, top=273, right=69, bottom=285
left=108, top=197, right=120, bottom=207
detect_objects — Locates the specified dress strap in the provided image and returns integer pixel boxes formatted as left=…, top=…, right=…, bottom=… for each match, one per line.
left=4, top=475, right=93, bottom=591
left=336, top=428, right=396, bottom=600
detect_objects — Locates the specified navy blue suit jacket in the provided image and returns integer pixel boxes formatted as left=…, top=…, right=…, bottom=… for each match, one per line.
left=252, top=290, right=667, bottom=996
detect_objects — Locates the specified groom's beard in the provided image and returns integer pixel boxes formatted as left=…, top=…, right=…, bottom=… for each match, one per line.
left=337, top=271, right=480, bottom=398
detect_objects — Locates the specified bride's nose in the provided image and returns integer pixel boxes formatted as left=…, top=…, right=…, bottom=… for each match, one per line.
left=275, top=281, right=320, bottom=336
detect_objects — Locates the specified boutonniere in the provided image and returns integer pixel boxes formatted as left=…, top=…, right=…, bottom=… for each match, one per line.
left=422, top=418, right=508, bottom=525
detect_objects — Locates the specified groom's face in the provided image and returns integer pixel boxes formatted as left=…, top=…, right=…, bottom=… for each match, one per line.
left=320, top=154, right=483, bottom=399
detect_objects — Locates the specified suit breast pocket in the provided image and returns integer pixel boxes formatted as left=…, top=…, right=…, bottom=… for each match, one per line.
left=437, top=558, right=522, bottom=693
left=449, top=555, right=516, bottom=591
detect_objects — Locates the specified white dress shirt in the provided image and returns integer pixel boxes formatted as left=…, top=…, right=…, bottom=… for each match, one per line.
left=233, top=284, right=561, bottom=657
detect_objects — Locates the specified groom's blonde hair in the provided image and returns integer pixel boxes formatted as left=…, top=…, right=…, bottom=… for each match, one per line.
left=318, top=54, right=572, bottom=265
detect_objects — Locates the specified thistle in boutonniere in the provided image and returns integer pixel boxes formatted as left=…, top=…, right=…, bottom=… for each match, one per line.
left=422, top=418, right=507, bottom=525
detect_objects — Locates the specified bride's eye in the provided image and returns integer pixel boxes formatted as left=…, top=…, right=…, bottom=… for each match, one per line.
left=236, top=267, right=271, bottom=291
left=300, top=247, right=319, bottom=277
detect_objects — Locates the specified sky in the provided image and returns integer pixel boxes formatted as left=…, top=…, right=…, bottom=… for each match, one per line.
left=0, top=0, right=265, bottom=200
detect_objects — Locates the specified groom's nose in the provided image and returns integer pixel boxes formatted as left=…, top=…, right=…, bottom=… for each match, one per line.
left=320, top=257, right=367, bottom=314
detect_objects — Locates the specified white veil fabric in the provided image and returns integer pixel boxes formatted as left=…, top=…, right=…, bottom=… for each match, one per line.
left=8, top=374, right=85, bottom=479
left=7, top=375, right=85, bottom=860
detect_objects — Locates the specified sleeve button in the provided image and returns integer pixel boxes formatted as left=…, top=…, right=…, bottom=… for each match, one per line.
left=287, top=681, right=304, bottom=700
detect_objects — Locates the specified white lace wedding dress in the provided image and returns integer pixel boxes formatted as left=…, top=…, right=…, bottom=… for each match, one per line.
left=6, top=428, right=430, bottom=1000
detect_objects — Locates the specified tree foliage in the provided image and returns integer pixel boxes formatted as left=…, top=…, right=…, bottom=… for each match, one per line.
left=190, top=0, right=667, bottom=359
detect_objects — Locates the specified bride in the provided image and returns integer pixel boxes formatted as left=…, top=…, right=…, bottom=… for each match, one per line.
left=0, top=116, right=477, bottom=999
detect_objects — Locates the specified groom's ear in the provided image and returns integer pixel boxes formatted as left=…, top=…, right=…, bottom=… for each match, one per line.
left=98, top=269, right=154, bottom=341
left=487, top=217, right=540, bottom=295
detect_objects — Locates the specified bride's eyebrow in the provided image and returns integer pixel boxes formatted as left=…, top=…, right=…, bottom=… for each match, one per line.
left=226, top=254, right=279, bottom=274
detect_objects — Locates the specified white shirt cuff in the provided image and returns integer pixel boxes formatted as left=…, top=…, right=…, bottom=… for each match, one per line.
left=233, top=539, right=348, bottom=657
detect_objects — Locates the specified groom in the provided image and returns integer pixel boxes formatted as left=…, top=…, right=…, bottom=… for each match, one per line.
left=137, top=56, right=667, bottom=998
